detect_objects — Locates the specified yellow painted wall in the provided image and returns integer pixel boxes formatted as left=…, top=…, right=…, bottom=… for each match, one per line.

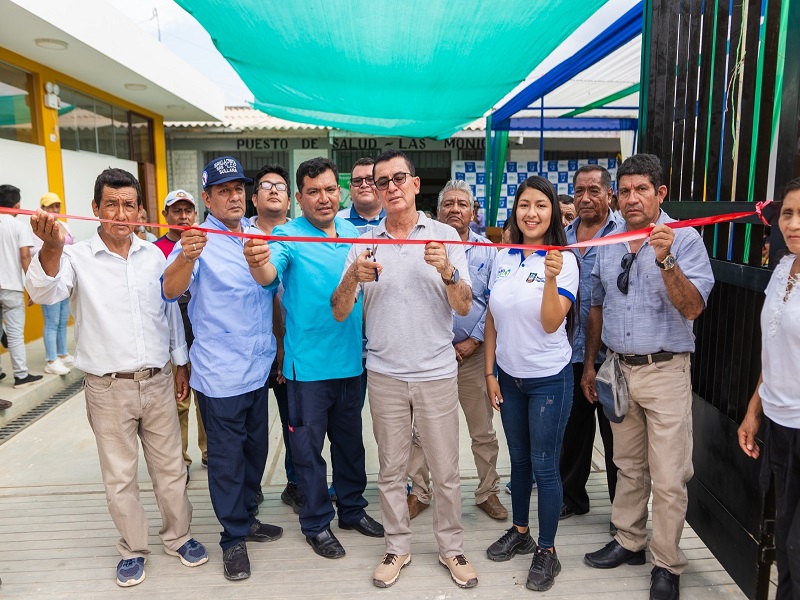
left=0, top=47, right=169, bottom=347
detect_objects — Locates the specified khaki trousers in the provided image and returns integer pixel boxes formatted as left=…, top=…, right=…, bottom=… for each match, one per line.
left=407, top=346, right=500, bottom=504
left=172, top=363, right=207, bottom=465
left=368, top=370, right=464, bottom=557
left=84, top=365, right=193, bottom=559
left=611, top=353, right=694, bottom=574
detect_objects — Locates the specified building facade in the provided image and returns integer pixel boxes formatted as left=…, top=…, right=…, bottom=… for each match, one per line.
left=167, top=107, right=626, bottom=219
left=0, top=0, right=223, bottom=341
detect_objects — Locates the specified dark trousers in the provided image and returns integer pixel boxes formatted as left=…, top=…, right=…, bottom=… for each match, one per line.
left=559, top=362, right=618, bottom=514
left=287, top=376, right=368, bottom=537
left=196, top=385, right=269, bottom=551
left=360, top=358, right=368, bottom=408
left=763, top=418, right=800, bottom=600
left=269, top=371, right=296, bottom=483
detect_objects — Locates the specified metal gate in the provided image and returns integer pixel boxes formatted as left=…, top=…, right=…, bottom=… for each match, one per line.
left=639, top=0, right=800, bottom=596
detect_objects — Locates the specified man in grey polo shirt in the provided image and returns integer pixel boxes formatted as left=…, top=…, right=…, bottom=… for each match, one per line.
left=332, top=149, right=477, bottom=590
left=406, top=179, right=505, bottom=522
left=581, top=154, right=714, bottom=600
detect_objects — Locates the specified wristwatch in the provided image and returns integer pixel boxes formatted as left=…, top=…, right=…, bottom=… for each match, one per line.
left=443, top=265, right=460, bottom=285
left=656, top=253, right=676, bottom=270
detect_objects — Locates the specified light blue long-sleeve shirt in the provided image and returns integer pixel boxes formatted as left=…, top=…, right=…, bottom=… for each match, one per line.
left=162, top=215, right=276, bottom=398
left=565, top=210, right=623, bottom=363
left=452, top=230, right=495, bottom=344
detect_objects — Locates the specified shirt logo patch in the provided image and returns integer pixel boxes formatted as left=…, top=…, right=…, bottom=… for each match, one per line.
left=526, top=272, right=545, bottom=283
left=497, top=268, right=512, bottom=278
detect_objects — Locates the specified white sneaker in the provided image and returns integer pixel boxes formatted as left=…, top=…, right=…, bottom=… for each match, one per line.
left=44, top=359, right=70, bottom=375
left=59, top=354, right=75, bottom=366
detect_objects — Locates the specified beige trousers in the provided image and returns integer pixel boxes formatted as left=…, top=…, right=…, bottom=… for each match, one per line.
left=84, top=365, right=193, bottom=559
left=368, top=370, right=464, bottom=558
left=407, top=346, right=500, bottom=504
left=611, top=352, right=694, bottom=574
left=172, top=363, right=207, bottom=465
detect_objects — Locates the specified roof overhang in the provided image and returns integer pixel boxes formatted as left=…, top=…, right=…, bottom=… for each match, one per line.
left=1, top=0, right=224, bottom=122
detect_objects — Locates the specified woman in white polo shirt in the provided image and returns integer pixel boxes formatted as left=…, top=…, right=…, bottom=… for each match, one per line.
left=738, top=178, right=800, bottom=598
left=483, top=175, right=579, bottom=592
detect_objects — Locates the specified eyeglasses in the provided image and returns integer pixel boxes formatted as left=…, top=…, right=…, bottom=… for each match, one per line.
left=258, top=181, right=287, bottom=192
left=374, top=172, right=413, bottom=191
left=616, top=252, right=636, bottom=294
left=350, top=176, right=374, bottom=188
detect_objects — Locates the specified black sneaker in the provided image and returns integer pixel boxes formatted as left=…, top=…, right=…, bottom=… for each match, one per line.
left=487, top=526, right=536, bottom=562
left=249, top=486, right=264, bottom=516
left=14, top=374, right=43, bottom=388
left=281, top=482, right=303, bottom=514
left=526, top=546, right=561, bottom=591
left=246, top=519, right=283, bottom=542
left=222, top=542, right=250, bottom=581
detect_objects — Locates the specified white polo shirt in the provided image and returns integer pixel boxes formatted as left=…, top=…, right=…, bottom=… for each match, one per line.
left=489, top=248, right=579, bottom=378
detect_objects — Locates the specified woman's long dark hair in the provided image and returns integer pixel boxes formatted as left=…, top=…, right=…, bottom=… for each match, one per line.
left=508, top=175, right=577, bottom=342
left=508, top=176, right=568, bottom=247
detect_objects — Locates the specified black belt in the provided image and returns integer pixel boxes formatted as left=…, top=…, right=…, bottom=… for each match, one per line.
left=106, top=368, right=161, bottom=381
left=619, top=352, right=674, bottom=366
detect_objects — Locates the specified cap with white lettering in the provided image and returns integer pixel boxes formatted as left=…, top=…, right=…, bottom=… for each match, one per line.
left=201, top=156, right=252, bottom=189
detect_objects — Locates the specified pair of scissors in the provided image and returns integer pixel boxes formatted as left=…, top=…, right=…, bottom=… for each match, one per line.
left=369, top=235, right=379, bottom=282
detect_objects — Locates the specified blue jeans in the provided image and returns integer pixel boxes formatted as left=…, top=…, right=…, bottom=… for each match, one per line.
left=41, top=300, right=69, bottom=362
left=498, top=364, right=573, bottom=549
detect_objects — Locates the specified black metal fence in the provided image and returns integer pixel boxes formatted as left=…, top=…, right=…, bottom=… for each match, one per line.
left=639, top=0, right=799, bottom=597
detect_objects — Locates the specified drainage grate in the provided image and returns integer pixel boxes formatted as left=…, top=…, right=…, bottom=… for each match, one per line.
left=0, top=380, right=85, bottom=444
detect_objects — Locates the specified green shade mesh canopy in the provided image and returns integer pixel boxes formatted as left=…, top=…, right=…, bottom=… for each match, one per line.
left=176, top=0, right=608, bottom=138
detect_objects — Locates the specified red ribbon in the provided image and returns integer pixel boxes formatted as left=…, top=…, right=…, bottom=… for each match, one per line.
left=2, top=206, right=757, bottom=252
left=755, top=200, right=774, bottom=226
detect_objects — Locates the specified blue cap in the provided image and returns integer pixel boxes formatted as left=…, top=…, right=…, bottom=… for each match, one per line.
left=201, top=156, right=252, bottom=189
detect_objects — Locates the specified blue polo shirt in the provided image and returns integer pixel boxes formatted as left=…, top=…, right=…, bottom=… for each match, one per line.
left=336, top=206, right=385, bottom=235
left=162, top=215, right=276, bottom=398
left=269, top=216, right=363, bottom=382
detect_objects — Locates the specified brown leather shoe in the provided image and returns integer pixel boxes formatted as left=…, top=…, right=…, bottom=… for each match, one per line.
left=0, top=399, right=12, bottom=411
left=477, top=494, right=508, bottom=520
left=407, top=494, right=429, bottom=520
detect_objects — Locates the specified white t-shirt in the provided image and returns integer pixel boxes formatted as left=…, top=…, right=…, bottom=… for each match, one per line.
left=759, top=254, right=800, bottom=428
left=0, top=214, right=33, bottom=292
left=489, top=248, right=579, bottom=378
